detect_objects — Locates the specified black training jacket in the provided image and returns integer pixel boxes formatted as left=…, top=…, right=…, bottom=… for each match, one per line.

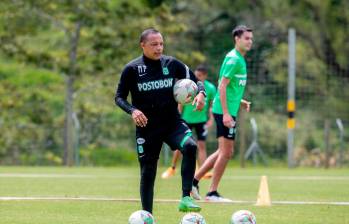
left=115, top=55, right=205, bottom=123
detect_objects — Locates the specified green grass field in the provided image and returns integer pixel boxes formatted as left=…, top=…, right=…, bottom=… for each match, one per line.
left=1, top=166, right=349, bottom=223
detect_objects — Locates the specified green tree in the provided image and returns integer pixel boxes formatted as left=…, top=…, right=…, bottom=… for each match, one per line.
left=0, top=0, right=198, bottom=165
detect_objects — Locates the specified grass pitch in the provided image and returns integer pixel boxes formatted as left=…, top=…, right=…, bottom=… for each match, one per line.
left=0, top=166, right=348, bottom=223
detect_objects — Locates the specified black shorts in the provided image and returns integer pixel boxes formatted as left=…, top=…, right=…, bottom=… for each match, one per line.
left=213, top=113, right=237, bottom=140
left=135, top=119, right=192, bottom=162
left=187, top=122, right=207, bottom=141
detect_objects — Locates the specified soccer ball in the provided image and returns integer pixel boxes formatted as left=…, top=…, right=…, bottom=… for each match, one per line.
left=231, top=210, right=256, bottom=224
left=128, top=210, right=156, bottom=224
left=180, top=212, right=206, bottom=224
left=173, top=79, right=198, bottom=104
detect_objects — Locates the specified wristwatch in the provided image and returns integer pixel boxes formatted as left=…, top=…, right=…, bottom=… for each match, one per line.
left=199, top=91, right=207, bottom=97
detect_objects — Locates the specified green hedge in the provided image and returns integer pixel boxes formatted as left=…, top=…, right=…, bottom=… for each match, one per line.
left=80, top=148, right=138, bottom=166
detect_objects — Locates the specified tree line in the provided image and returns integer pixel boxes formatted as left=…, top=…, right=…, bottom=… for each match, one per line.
left=0, top=0, right=348, bottom=166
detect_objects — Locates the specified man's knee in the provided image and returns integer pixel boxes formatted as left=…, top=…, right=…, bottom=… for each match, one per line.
left=197, top=141, right=206, bottom=151
left=181, top=137, right=197, bottom=156
left=218, top=138, right=234, bottom=159
left=223, top=150, right=233, bottom=159
left=219, top=146, right=234, bottom=160
left=140, top=159, right=157, bottom=180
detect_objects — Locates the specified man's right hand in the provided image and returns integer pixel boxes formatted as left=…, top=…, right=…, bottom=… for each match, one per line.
left=132, top=109, right=148, bottom=127
left=223, top=113, right=235, bottom=128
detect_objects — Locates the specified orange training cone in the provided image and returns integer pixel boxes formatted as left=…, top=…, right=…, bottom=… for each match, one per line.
left=256, top=175, right=272, bottom=206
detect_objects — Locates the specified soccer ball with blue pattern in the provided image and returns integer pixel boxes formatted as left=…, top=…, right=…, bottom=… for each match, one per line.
left=180, top=212, right=206, bottom=224
left=231, top=210, right=256, bottom=224
left=128, top=210, right=155, bottom=224
left=173, top=79, right=198, bottom=104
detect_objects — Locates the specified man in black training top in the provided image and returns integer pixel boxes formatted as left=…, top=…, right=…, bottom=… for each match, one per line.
left=115, top=28, right=206, bottom=214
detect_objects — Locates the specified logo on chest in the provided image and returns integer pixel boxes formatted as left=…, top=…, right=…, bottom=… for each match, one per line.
left=137, top=65, right=147, bottom=77
left=137, top=78, right=173, bottom=92
left=239, top=79, right=247, bottom=86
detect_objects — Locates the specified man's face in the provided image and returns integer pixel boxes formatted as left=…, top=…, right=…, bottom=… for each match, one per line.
left=194, top=70, right=207, bottom=82
left=236, top=31, right=253, bottom=52
left=140, top=33, right=163, bottom=60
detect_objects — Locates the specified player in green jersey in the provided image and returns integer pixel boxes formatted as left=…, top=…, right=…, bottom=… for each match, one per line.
left=162, top=65, right=217, bottom=179
left=191, top=25, right=253, bottom=202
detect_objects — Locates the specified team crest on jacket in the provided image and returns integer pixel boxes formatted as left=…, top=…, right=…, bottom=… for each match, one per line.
left=137, top=138, right=145, bottom=144
left=162, top=67, right=169, bottom=75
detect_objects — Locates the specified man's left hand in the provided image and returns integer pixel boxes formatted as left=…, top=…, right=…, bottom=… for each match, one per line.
left=241, top=99, right=251, bottom=112
left=192, top=92, right=205, bottom=111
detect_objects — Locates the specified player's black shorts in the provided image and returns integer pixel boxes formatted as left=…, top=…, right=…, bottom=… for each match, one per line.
left=135, top=119, right=193, bottom=162
left=187, top=122, right=207, bottom=141
left=213, top=113, right=237, bottom=140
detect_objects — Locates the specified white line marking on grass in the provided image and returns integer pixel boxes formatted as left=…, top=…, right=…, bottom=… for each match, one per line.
left=0, top=197, right=140, bottom=202
left=272, top=201, right=349, bottom=206
left=1, top=174, right=349, bottom=180
left=224, top=176, right=349, bottom=181
left=0, top=174, right=94, bottom=178
left=274, top=176, right=349, bottom=181
left=1, top=197, right=349, bottom=206
left=0, top=174, right=141, bottom=178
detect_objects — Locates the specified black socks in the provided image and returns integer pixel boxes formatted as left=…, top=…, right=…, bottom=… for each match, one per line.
left=193, top=178, right=199, bottom=187
left=206, top=191, right=220, bottom=197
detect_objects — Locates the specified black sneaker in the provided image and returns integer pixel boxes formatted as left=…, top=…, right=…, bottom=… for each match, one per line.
left=205, top=191, right=232, bottom=202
